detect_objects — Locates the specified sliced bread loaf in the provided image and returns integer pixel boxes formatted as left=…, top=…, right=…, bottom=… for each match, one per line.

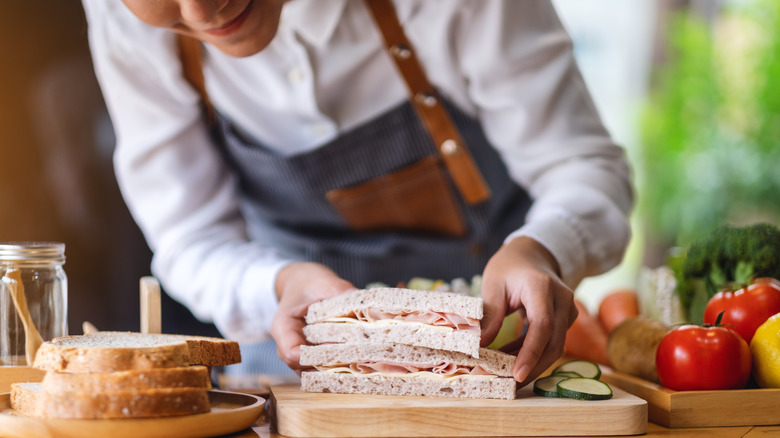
left=40, top=365, right=211, bottom=393
left=33, top=332, right=241, bottom=373
left=11, top=382, right=211, bottom=419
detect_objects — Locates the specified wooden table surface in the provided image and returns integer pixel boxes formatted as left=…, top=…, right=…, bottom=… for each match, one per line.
left=226, top=412, right=780, bottom=438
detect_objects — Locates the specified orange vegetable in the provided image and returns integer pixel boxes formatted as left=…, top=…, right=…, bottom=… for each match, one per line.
left=598, top=289, right=640, bottom=334
left=564, top=299, right=611, bottom=366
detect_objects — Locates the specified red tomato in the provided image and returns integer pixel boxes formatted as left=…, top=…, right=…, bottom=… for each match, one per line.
left=704, top=277, right=780, bottom=344
left=655, top=317, right=752, bottom=391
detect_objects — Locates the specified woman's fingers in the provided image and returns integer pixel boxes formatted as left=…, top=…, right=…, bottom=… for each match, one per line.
left=271, top=262, right=355, bottom=371
left=513, top=284, right=573, bottom=384
left=480, top=276, right=507, bottom=348
left=271, top=311, right=307, bottom=371
left=480, top=236, right=575, bottom=386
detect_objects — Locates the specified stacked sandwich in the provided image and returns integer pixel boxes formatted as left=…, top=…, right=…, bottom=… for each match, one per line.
left=300, top=287, right=518, bottom=400
left=10, top=331, right=241, bottom=419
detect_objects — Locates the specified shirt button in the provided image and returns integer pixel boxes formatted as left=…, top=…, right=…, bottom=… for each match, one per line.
left=287, top=68, right=304, bottom=84
left=312, top=123, right=332, bottom=137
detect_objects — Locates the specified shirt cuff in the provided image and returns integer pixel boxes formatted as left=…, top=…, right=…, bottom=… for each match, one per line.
left=504, top=209, right=587, bottom=288
left=220, top=258, right=296, bottom=343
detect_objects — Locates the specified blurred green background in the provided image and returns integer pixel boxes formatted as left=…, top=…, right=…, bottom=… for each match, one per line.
left=557, top=0, right=780, bottom=318
left=640, top=0, right=780, bottom=249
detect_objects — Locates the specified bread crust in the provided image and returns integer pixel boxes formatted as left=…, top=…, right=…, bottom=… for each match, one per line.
left=41, top=366, right=211, bottom=393
left=46, top=387, right=210, bottom=419
left=33, top=341, right=191, bottom=373
left=12, top=382, right=211, bottom=419
left=301, top=371, right=516, bottom=400
left=9, top=383, right=39, bottom=417
left=182, top=337, right=241, bottom=366
left=33, top=332, right=240, bottom=372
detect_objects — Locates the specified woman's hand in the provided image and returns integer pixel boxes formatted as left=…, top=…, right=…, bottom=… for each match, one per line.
left=271, top=262, right=356, bottom=371
left=480, top=237, right=578, bottom=386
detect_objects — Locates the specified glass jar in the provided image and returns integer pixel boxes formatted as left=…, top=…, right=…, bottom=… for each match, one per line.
left=0, top=242, right=67, bottom=366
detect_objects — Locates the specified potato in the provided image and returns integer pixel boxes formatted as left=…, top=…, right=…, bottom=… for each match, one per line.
left=606, top=315, right=669, bottom=383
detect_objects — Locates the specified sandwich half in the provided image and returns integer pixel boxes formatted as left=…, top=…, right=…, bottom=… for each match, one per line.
left=300, top=342, right=517, bottom=400
left=304, top=288, right=483, bottom=358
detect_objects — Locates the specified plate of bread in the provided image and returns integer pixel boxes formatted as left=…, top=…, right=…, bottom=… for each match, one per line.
left=0, top=331, right=265, bottom=438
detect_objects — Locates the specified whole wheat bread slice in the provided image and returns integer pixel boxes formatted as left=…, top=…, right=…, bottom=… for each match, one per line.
left=41, top=365, right=211, bottom=393
left=11, top=382, right=210, bottom=419
left=301, top=371, right=517, bottom=400
left=305, top=288, right=483, bottom=323
left=33, top=332, right=240, bottom=373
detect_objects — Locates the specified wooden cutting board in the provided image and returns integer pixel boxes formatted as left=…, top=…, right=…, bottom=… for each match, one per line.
left=601, top=368, right=780, bottom=428
left=271, top=384, right=647, bottom=437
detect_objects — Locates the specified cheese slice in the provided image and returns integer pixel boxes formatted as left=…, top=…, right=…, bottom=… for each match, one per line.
left=320, top=367, right=498, bottom=380
left=321, top=317, right=455, bottom=332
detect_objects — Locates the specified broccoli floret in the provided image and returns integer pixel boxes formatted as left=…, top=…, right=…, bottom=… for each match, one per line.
left=678, top=223, right=780, bottom=322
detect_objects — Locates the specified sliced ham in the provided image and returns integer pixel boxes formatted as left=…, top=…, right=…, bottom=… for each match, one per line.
left=345, top=309, right=480, bottom=334
left=352, top=362, right=423, bottom=374
left=319, top=361, right=495, bottom=377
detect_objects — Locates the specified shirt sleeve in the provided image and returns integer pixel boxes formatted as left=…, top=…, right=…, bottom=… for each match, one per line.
left=454, top=0, right=634, bottom=287
left=81, top=0, right=296, bottom=342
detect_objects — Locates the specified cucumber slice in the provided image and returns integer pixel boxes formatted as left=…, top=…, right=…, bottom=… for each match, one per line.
left=557, top=378, right=613, bottom=401
left=552, top=360, right=601, bottom=379
left=533, top=375, right=571, bottom=398
left=550, top=371, right=581, bottom=378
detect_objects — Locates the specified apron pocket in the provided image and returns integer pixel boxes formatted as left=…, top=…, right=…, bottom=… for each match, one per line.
left=326, top=156, right=467, bottom=237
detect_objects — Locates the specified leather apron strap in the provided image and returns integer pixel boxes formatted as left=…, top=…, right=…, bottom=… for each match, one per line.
left=176, top=34, right=216, bottom=126
left=364, top=0, right=491, bottom=204
left=176, top=0, right=491, bottom=204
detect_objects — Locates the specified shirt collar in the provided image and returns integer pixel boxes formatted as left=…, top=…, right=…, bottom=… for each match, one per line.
left=282, top=0, right=348, bottom=47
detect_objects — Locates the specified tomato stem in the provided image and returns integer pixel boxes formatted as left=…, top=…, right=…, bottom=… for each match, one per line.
left=715, top=310, right=725, bottom=326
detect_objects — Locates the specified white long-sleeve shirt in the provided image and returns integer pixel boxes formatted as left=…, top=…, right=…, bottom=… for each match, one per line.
left=81, top=0, right=633, bottom=342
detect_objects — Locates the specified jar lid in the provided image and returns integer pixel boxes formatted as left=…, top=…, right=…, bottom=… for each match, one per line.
left=0, top=242, right=66, bottom=262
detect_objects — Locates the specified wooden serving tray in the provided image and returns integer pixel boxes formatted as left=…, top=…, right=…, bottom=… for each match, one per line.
left=0, top=389, right=265, bottom=438
left=601, top=368, right=780, bottom=428
left=271, top=383, right=647, bottom=437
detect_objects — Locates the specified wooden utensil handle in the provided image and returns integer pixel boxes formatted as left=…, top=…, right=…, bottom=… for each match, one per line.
left=3, top=268, right=44, bottom=366
left=140, top=276, right=162, bottom=334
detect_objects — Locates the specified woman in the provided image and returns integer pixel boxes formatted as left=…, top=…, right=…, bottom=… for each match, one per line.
left=81, top=0, right=633, bottom=386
